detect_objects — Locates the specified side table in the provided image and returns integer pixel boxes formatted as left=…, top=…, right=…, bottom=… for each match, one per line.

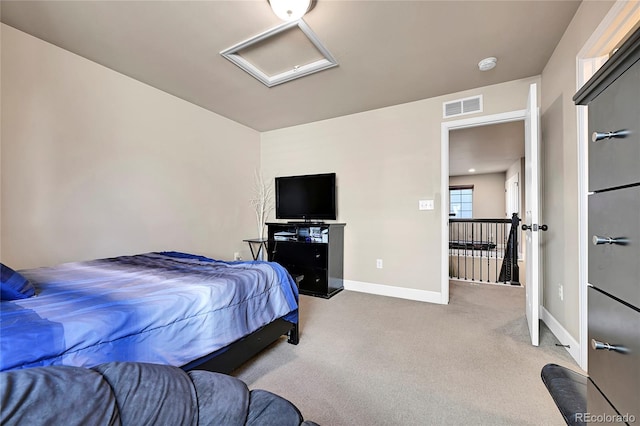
left=242, top=238, right=268, bottom=261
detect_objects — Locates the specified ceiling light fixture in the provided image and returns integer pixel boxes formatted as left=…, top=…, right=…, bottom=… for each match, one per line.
left=468, top=168, right=476, bottom=173
left=478, top=57, right=497, bottom=71
left=268, top=0, right=313, bottom=21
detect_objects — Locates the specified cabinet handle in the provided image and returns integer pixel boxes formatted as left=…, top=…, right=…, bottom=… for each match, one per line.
left=592, top=129, right=631, bottom=142
left=592, top=235, right=629, bottom=246
left=591, top=339, right=629, bottom=354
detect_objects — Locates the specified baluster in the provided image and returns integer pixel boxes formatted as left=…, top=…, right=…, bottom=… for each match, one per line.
left=496, top=221, right=500, bottom=283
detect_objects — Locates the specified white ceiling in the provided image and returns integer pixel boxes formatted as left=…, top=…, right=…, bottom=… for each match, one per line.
left=0, top=0, right=581, bottom=132
left=449, top=121, right=524, bottom=177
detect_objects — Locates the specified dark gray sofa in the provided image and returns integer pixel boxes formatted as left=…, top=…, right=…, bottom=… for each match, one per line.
left=0, top=362, right=318, bottom=426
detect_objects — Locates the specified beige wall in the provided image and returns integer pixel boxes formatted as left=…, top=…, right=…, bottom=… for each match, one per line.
left=262, top=76, right=539, bottom=293
left=539, top=1, right=614, bottom=339
left=449, top=172, right=506, bottom=218
left=1, top=25, right=260, bottom=269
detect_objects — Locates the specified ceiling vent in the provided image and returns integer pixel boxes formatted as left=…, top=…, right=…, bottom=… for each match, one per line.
left=443, top=95, right=483, bottom=118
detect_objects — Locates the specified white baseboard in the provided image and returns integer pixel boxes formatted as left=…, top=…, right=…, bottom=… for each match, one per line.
left=343, top=280, right=446, bottom=304
left=540, top=306, right=581, bottom=367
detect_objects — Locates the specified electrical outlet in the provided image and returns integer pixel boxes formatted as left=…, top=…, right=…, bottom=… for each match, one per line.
left=558, top=284, right=564, bottom=301
left=234, top=252, right=241, bottom=261
left=376, top=259, right=383, bottom=269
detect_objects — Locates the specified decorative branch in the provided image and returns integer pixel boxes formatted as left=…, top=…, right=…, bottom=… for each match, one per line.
left=250, top=171, right=274, bottom=240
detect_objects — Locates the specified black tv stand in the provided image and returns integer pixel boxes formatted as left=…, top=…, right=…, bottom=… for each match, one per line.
left=287, top=221, right=325, bottom=225
left=267, top=222, right=345, bottom=298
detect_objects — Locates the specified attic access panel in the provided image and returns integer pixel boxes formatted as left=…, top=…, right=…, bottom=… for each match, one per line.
left=220, top=19, right=338, bottom=88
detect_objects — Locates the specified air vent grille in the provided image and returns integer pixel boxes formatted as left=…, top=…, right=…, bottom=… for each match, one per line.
left=443, top=95, right=483, bottom=118
left=445, top=102, right=462, bottom=117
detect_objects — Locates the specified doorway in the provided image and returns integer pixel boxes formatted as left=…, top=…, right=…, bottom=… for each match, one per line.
left=442, top=82, right=543, bottom=347
left=448, top=121, right=525, bottom=286
left=440, top=109, right=527, bottom=303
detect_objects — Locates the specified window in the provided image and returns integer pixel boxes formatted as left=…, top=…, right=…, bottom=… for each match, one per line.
left=449, top=186, right=473, bottom=218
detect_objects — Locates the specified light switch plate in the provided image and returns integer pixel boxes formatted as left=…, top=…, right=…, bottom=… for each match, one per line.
left=419, top=199, right=434, bottom=210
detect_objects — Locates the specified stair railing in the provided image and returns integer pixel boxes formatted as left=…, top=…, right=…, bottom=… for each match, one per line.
left=449, top=213, right=520, bottom=285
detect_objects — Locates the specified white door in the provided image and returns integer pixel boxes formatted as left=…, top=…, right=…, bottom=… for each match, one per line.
left=524, top=83, right=541, bottom=346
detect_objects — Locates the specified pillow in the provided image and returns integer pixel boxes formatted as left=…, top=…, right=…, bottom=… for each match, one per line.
left=1, top=263, right=36, bottom=301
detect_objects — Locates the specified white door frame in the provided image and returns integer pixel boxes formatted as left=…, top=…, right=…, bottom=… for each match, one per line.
left=505, top=173, right=520, bottom=218
left=575, top=0, right=640, bottom=372
left=440, top=109, right=526, bottom=304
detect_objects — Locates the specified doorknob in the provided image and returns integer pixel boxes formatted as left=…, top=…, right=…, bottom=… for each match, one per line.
left=522, top=224, right=548, bottom=231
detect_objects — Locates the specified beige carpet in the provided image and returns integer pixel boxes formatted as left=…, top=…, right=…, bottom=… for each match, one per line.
left=235, top=281, right=579, bottom=425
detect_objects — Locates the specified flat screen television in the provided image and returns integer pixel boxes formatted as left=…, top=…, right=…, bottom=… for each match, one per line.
left=275, top=173, right=336, bottom=221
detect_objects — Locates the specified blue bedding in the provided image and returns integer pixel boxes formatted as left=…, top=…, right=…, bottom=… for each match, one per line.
left=0, top=252, right=298, bottom=372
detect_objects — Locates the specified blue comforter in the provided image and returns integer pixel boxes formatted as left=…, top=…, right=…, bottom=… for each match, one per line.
left=0, top=252, right=298, bottom=372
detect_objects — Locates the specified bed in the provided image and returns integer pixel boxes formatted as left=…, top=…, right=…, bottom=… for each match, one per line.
left=0, top=251, right=299, bottom=373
